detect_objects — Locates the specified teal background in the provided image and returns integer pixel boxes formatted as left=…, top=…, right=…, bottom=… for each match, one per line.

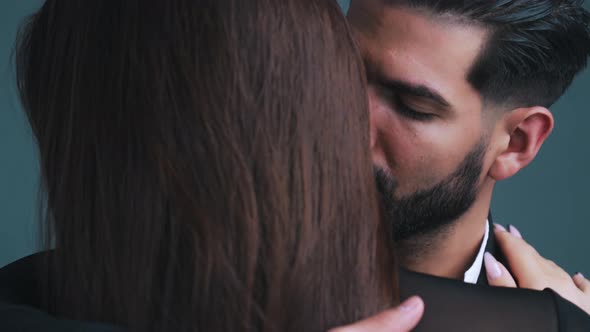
left=1, top=0, right=589, bottom=275
left=0, top=0, right=42, bottom=267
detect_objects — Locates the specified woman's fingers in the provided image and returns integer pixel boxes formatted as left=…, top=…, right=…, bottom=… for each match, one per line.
left=493, top=224, right=590, bottom=315
left=485, top=252, right=517, bottom=288
left=573, top=273, right=590, bottom=293
left=508, top=224, right=523, bottom=239
left=328, top=296, right=424, bottom=332
left=493, top=224, right=544, bottom=286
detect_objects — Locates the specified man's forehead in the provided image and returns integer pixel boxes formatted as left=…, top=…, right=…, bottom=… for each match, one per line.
left=349, top=2, right=489, bottom=114
left=349, top=5, right=488, bottom=87
left=349, top=2, right=487, bottom=45
left=348, top=0, right=392, bottom=35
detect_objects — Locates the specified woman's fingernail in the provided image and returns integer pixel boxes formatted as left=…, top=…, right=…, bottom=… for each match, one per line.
left=484, top=252, right=502, bottom=279
left=400, top=296, right=422, bottom=312
left=494, top=223, right=507, bottom=232
left=508, top=225, right=523, bottom=239
left=576, top=272, right=585, bottom=278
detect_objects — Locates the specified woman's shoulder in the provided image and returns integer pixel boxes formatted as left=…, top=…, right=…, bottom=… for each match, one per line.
left=0, top=253, right=44, bottom=306
left=0, top=302, right=124, bottom=332
left=0, top=253, right=124, bottom=332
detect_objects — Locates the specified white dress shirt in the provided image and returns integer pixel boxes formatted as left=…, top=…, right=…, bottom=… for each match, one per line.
left=463, top=221, right=490, bottom=284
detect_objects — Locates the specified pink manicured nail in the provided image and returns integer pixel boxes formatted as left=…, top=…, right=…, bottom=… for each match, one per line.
left=508, top=225, right=523, bottom=239
left=494, top=223, right=507, bottom=232
left=484, top=252, right=502, bottom=279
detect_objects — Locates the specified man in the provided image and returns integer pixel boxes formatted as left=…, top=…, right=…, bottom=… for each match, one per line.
left=347, top=0, right=590, bottom=284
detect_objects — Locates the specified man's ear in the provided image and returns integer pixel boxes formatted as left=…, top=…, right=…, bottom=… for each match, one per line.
left=488, top=107, right=554, bottom=181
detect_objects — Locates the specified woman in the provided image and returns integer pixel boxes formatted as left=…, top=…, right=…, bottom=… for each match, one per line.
left=10, top=0, right=396, bottom=330
left=1, top=0, right=589, bottom=331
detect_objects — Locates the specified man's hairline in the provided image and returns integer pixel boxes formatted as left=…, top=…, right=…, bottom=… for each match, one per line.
left=353, top=2, right=519, bottom=116
left=403, top=5, right=505, bottom=112
left=395, top=5, right=549, bottom=113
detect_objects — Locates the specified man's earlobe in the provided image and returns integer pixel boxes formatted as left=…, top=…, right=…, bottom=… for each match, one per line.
left=489, top=107, right=554, bottom=181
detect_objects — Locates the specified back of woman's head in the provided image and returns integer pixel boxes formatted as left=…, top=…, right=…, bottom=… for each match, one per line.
left=17, top=0, right=396, bottom=331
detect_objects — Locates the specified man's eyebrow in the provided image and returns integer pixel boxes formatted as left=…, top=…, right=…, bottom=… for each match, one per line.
left=364, top=59, right=451, bottom=109
left=378, top=78, right=451, bottom=109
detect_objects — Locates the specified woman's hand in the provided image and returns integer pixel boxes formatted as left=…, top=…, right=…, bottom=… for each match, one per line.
left=485, top=225, right=590, bottom=314
left=328, top=296, right=424, bottom=332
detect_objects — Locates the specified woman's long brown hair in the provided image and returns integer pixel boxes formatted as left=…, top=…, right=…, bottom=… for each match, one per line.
left=16, top=0, right=397, bottom=331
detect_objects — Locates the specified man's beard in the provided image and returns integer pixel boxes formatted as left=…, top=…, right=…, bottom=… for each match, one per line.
left=374, top=140, right=486, bottom=243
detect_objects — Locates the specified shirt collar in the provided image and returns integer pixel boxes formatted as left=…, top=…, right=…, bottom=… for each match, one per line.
left=463, top=221, right=490, bottom=284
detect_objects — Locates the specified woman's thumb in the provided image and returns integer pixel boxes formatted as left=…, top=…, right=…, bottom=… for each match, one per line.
left=328, top=296, right=424, bottom=332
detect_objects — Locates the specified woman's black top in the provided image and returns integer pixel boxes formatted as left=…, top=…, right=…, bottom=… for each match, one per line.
left=1, top=254, right=589, bottom=331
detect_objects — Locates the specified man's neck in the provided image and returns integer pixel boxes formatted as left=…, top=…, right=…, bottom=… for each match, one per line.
left=397, top=185, right=493, bottom=280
